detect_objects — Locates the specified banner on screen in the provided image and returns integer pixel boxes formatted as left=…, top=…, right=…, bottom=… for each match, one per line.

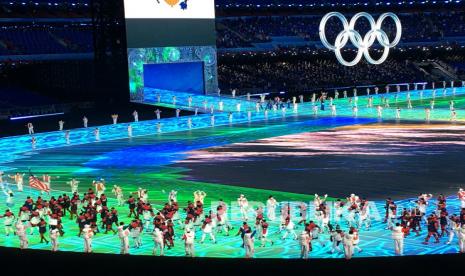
left=143, top=62, right=205, bottom=94
left=124, top=0, right=215, bottom=19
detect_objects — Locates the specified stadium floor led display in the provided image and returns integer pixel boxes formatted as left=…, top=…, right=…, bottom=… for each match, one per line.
left=1, top=88, right=465, bottom=259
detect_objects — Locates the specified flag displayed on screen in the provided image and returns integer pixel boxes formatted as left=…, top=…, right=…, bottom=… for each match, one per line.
left=124, top=0, right=215, bottom=19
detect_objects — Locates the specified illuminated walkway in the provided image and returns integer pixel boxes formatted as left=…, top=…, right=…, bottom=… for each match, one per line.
left=0, top=91, right=464, bottom=258
left=1, top=87, right=465, bottom=159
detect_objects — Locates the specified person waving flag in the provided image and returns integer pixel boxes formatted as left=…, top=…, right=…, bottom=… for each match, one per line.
left=29, top=171, right=50, bottom=193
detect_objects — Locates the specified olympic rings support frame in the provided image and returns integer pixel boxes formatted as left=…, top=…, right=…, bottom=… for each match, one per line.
left=319, top=12, right=402, bottom=67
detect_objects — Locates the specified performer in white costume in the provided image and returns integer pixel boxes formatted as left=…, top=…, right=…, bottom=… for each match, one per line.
left=112, top=185, right=124, bottom=206
left=266, top=196, right=277, bottom=221
left=117, top=222, right=130, bottom=255
left=132, top=110, right=138, bottom=122
left=83, top=116, right=88, bottom=128
left=299, top=230, right=311, bottom=259
left=182, top=227, right=195, bottom=257
left=82, top=224, right=94, bottom=253
left=237, top=194, right=249, bottom=221
left=50, top=227, right=60, bottom=252
left=8, top=173, right=25, bottom=192
left=152, top=227, right=164, bottom=256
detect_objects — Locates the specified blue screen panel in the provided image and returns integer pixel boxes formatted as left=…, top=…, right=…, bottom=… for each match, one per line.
left=143, top=62, right=205, bottom=94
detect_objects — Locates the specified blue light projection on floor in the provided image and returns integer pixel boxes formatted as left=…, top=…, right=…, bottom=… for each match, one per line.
left=85, top=116, right=375, bottom=168
left=1, top=87, right=464, bottom=161
left=0, top=93, right=464, bottom=258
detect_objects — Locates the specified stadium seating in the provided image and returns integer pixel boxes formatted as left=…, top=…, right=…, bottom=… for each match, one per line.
left=214, top=0, right=457, bottom=7
left=0, top=25, right=93, bottom=55
left=217, top=12, right=465, bottom=49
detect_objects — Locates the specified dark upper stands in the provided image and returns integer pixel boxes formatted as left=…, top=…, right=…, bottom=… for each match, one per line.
left=217, top=12, right=465, bottom=49
left=215, top=0, right=456, bottom=7
left=0, top=21, right=93, bottom=56
left=1, top=11, right=464, bottom=56
left=0, top=0, right=464, bottom=110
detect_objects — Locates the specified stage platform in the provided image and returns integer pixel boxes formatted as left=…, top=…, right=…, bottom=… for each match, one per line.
left=0, top=88, right=465, bottom=259
left=2, top=87, right=465, bottom=158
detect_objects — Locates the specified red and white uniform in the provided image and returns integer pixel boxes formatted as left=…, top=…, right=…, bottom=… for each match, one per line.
left=313, top=194, right=327, bottom=211
left=182, top=229, right=195, bottom=257
left=352, top=228, right=362, bottom=253
left=200, top=217, right=216, bottom=244
left=215, top=201, right=231, bottom=233
left=82, top=225, right=94, bottom=253
left=281, top=218, right=297, bottom=240
left=347, top=194, right=360, bottom=207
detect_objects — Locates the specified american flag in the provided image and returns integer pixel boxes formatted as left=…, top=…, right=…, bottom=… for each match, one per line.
left=29, top=174, right=50, bottom=192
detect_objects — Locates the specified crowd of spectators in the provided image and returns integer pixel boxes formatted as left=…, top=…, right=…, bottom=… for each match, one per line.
left=2, top=10, right=464, bottom=54
left=439, top=52, right=465, bottom=77
left=0, top=24, right=93, bottom=55
left=214, top=0, right=456, bottom=7
left=217, top=11, right=465, bottom=48
left=0, top=1, right=90, bottom=18
left=218, top=49, right=428, bottom=93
